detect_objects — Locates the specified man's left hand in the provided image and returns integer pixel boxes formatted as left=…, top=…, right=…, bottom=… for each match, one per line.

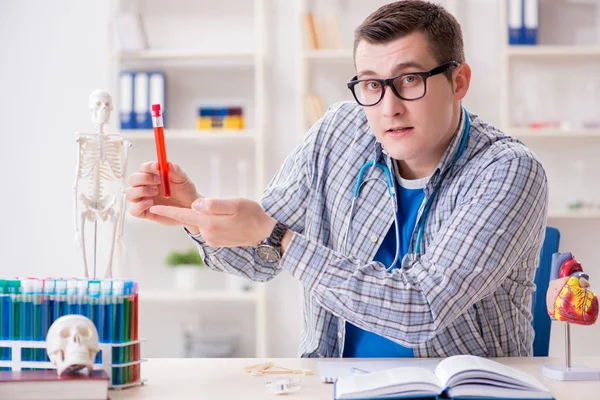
left=149, top=198, right=277, bottom=247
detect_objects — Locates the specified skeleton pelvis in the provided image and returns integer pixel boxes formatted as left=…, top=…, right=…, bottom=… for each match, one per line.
left=79, top=193, right=117, bottom=221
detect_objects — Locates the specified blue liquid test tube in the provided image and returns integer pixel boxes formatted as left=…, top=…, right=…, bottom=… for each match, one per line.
left=8, top=280, right=20, bottom=351
left=32, top=279, right=44, bottom=363
left=0, top=280, right=7, bottom=365
left=55, top=280, right=68, bottom=320
left=100, top=280, right=112, bottom=343
left=67, top=280, right=78, bottom=315
left=5, top=280, right=19, bottom=366
left=42, top=279, right=56, bottom=363
left=89, top=281, right=102, bottom=363
left=77, top=280, right=90, bottom=318
left=19, top=279, right=33, bottom=365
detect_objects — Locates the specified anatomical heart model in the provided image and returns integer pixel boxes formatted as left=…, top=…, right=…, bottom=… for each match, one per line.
left=547, top=252, right=598, bottom=325
left=543, top=252, right=600, bottom=380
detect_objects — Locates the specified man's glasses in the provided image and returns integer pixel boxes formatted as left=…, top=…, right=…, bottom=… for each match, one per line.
left=347, top=61, right=460, bottom=107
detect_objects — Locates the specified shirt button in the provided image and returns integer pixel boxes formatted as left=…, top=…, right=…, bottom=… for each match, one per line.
left=337, top=332, right=343, bottom=339
left=370, top=235, right=378, bottom=243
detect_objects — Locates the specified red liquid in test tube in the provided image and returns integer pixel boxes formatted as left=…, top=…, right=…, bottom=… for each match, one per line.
left=151, top=104, right=171, bottom=198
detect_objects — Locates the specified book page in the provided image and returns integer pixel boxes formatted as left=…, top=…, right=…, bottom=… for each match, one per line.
left=435, top=355, right=549, bottom=392
left=335, top=367, right=441, bottom=400
left=448, top=384, right=554, bottom=399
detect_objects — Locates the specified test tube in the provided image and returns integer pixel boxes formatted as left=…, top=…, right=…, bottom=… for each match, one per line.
left=42, top=279, right=55, bottom=362
left=77, top=280, right=90, bottom=318
left=133, top=281, right=139, bottom=382
left=151, top=104, right=170, bottom=198
left=113, top=280, right=125, bottom=385
left=124, top=281, right=134, bottom=383
left=89, top=281, right=103, bottom=363
left=100, top=280, right=112, bottom=344
left=8, top=280, right=20, bottom=363
left=55, top=280, right=68, bottom=320
left=32, top=279, right=43, bottom=362
left=0, top=280, right=8, bottom=366
left=20, top=279, right=33, bottom=363
left=67, top=279, right=78, bottom=315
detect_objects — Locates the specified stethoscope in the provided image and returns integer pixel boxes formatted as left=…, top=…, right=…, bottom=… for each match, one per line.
left=342, top=108, right=471, bottom=272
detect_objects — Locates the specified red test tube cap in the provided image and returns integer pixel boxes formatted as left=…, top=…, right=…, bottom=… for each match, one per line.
left=151, top=104, right=162, bottom=117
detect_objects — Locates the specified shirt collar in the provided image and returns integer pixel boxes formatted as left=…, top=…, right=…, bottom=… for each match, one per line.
left=427, top=108, right=468, bottom=188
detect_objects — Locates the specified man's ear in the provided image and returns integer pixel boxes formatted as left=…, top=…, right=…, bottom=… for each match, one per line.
left=453, top=62, right=471, bottom=101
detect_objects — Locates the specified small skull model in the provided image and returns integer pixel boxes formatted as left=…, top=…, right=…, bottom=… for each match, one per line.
left=46, top=315, right=100, bottom=376
left=89, top=89, right=113, bottom=127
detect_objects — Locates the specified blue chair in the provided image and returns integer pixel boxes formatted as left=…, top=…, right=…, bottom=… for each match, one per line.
left=531, top=226, right=560, bottom=356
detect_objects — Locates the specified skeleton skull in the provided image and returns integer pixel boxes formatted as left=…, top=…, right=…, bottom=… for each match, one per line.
left=89, top=89, right=113, bottom=126
left=46, top=315, right=100, bottom=376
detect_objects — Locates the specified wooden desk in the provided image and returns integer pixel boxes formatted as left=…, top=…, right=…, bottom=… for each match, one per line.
left=110, top=357, right=600, bottom=399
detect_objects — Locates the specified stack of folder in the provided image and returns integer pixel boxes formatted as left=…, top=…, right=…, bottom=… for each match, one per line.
left=119, top=71, right=166, bottom=130
left=508, top=0, right=539, bottom=45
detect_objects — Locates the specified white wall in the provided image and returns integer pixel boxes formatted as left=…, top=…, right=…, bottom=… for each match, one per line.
left=0, top=0, right=110, bottom=276
left=1, top=0, right=599, bottom=358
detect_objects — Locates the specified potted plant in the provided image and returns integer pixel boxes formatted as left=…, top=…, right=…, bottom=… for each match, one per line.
left=165, top=248, right=206, bottom=291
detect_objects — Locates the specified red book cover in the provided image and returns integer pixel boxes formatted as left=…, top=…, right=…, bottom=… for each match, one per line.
left=0, top=369, right=109, bottom=382
left=0, top=369, right=109, bottom=400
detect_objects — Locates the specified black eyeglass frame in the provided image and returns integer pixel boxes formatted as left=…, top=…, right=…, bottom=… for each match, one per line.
left=347, top=61, right=461, bottom=106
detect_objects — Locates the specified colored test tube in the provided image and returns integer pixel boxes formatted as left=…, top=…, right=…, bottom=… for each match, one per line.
left=77, top=280, right=90, bottom=318
left=100, top=280, right=112, bottom=343
left=42, top=279, right=56, bottom=363
left=113, top=280, right=125, bottom=385
left=151, top=104, right=171, bottom=198
left=31, top=280, right=44, bottom=362
left=0, top=280, right=7, bottom=363
left=89, top=281, right=103, bottom=363
left=133, top=282, right=139, bottom=382
left=55, top=280, right=68, bottom=320
left=8, top=280, right=20, bottom=343
left=67, top=280, right=78, bottom=315
left=20, top=279, right=33, bottom=363
left=124, top=281, right=133, bottom=383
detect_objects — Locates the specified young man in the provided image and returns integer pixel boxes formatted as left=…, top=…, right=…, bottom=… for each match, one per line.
left=126, top=1, right=548, bottom=358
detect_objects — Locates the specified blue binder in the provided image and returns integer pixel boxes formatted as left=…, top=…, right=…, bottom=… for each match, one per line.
left=134, top=72, right=152, bottom=129
left=523, top=0, right=539, bottom=45
left=119, top=72, right=135, bottom=130
left=508, top=0, right=523, bottom=45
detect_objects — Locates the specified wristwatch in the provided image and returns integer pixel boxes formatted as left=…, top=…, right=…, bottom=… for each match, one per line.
left=256, top=221, right=289, bottom=263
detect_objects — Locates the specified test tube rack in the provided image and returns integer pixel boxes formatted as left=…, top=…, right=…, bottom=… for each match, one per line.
left=0, top=338, right=147, bottom=389
left=0, top=278, right=144, bottom=389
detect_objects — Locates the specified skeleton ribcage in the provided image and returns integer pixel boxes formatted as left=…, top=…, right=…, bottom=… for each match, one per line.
left=77, top=137, right=125, bottom=206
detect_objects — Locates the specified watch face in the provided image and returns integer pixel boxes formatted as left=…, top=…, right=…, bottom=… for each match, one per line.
left=256, top=245, right=280, bottom=263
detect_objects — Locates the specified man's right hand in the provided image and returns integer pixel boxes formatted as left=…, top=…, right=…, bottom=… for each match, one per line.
left=126, top=161, right=201, bottom=233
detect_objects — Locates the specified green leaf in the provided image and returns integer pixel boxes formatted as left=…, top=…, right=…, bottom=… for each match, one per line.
left=164, top=248, right=205, bottom=267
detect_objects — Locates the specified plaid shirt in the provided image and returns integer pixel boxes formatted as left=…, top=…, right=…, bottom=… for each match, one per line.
left=191, top=102, right=548, bottom=358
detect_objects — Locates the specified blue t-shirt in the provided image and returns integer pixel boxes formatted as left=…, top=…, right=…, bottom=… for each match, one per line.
left=343, top=176, right=427, bottom=358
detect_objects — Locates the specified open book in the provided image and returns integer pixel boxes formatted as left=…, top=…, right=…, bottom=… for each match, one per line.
left=334, top=355, right=554, bottom=400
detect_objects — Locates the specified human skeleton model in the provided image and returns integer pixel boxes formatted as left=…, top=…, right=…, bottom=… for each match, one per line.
left=73, top=90, right=131, bottom=278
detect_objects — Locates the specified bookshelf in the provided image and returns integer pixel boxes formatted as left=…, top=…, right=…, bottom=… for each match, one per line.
left=108, top=0, right=268, bottom=359
left=121, top=129, right=258, bottom=141
left=506, top=45, right=600, bottom=57
left=499, top=0, right=600, bottom=219
left=296, top=0, right=459, bottom=137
